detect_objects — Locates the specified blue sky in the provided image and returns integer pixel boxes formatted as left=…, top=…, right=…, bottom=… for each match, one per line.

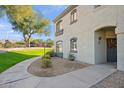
left=0, top=5, right=68, bottom=41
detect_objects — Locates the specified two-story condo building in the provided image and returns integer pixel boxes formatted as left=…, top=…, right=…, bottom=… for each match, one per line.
left=53, top=5, right=124, bottom=71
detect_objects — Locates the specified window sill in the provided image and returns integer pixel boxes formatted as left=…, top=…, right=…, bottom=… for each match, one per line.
left=56, top=29, right=64, bottom=36
left=70, top=50, right=78, bottom=53
left=70, top=20, right=77, bottom=25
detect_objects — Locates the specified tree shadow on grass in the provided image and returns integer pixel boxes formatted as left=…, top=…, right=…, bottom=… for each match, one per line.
left=0, top=51, right=41, bottom=73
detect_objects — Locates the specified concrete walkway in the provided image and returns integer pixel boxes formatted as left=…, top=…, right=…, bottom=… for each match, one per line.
left=0, top=50, right=7, bottom=53
left=0, top=57, right=116, bottom=88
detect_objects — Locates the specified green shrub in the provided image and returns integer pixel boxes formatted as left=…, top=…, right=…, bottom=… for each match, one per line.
left=41, top=55, right=52, bottom=68
left=46, top=50, right=56, bottom=57
left=42, top=54, right=51, bottom=59
left=68, top=53, right=75, bottom=61
left=15, top=41, right=25, bottom=48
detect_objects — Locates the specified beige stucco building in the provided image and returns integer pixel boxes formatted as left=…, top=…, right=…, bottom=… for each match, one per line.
left=54, top=5, right=124, bottom=71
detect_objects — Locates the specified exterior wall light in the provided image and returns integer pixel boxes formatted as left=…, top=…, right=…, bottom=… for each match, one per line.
left=98, top=36, right=102, bottom=44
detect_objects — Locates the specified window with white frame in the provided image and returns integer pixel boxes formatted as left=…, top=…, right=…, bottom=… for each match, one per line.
left=70, top=9, right=77, bottom=24
left=56, top=20, right=63, bottom=36
left=70, top=37, right=77, bottom=52
left=57, top=21, right=62, bottom=31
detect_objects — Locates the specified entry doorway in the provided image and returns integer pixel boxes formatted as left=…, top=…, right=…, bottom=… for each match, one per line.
left=95, top=26, right=117, bottom=66
left=107, top=38, right=117, bottom=63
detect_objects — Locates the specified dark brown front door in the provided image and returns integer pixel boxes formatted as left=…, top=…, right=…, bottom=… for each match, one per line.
left=107, top=38, right=117, bottom=62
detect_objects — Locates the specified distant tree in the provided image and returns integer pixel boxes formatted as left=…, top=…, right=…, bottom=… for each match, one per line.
left=15, top=41, right=25, bottom=45
left=46, top=38, right=54, bottom=47
left=0, top=5, right=50, bottom=47
left=15, top=41, right=25, bottom=48
left=0, top=42, right=3, bottom=48
left=30, top=39, right=43, bottom=47
left=4, top=40, right=13, bottom=48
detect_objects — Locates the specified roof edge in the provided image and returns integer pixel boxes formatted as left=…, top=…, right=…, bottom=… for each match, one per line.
left=53, top=5, right=78, bottom=23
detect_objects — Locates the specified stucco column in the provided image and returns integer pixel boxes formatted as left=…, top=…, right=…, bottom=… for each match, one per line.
left=116, top=7, right=124, bottom=70
left=116, top=32, right=124, bottom=71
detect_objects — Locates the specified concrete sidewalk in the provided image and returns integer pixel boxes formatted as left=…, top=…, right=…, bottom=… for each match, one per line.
left=0, top=50, right=7, bottom=53
left=0, top=57, right=116, bottom=88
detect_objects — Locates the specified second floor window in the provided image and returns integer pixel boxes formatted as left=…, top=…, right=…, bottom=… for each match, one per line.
left=56, top=20, right=62, bottom=31
left=56, top=20, right=63, bottom=36
left=70, top=9, right=77, bottom=24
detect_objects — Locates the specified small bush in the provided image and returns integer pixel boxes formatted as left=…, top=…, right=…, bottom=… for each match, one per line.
left=68, top=53, right=75, bottom=61
left=46, top=50, right=56, bottom=57
left=42, top=54, right=51, bottom=59
left=41, top=54, right=52, bottom=68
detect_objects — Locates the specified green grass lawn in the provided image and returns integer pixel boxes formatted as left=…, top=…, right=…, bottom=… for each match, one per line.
left=0, top=48, right=52, bottom=73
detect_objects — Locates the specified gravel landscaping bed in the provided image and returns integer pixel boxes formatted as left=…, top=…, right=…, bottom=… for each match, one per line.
left=27, top=57, right=90, bottom=77
left=91, top=71, right=124, bottom=88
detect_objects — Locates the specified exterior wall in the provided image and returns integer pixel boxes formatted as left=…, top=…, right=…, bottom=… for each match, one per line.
left=54, top=5, right=124, bottom=69
left=95, top=31, right=107, bottom=64
left=55, top=6, right=95, bottom=64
